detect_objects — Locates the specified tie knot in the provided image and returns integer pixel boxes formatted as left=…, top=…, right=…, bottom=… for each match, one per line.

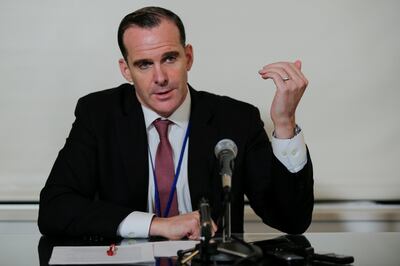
left=153, top=119, right=172, bottom=139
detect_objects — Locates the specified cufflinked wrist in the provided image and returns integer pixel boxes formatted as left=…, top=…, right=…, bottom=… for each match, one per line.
left=273, top=124, right=301, bottom=138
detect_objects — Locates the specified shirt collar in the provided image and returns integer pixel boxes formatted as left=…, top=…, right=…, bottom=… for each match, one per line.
left=141, top=88, right=191, bottom=130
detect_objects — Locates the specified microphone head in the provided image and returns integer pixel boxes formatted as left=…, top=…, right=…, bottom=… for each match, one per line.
left=214, top=139, right=238, bottom=159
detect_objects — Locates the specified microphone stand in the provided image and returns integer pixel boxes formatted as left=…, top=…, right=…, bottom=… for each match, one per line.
left=180, top=192, right=261, bottom=265
left=222, top=181, right=231, bottom=243
left=177, top=195, right=262, bottom=265
left=207, top=184, right=262, bottom=264
left=177, top=198, right=218, bottom=265
left=178, top=138, right=263, bottom=264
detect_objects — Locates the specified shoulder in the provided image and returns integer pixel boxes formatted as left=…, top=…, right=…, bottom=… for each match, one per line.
left=192, top=88, right=260, bottom=117
left=191, top=88, right=266, bottom=145
left=73, top=83, right=138, bottom=123
left=77, top=83, right=132, bottom=109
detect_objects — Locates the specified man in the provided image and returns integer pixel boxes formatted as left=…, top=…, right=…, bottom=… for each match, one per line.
left=38, top=6, right=313, bottom=240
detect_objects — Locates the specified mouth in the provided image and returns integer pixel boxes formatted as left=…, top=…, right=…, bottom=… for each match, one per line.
left=156, top=90, right=171, bottom=95
left=153, top=88, right=174, bottom=100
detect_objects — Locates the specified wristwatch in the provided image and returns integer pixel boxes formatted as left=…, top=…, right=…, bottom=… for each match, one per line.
left=273, top=124, right=301, bottom=138
left=294, top=124, right=302, bottom=136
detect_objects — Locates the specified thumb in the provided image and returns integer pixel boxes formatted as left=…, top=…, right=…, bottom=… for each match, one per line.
left=294, top=59, right=302, bottom=70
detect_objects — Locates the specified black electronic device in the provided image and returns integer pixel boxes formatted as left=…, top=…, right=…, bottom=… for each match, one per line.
left=252, top=235, right=354, bottom=265
left=266, top=250, right=305, bottom=265
left=312, top=253, right=354, bottom=264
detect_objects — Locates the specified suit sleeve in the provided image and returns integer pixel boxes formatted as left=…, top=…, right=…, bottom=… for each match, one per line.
left=243, top=107, right=314, bottom=234
left=38, top=98, right=132, bottom=238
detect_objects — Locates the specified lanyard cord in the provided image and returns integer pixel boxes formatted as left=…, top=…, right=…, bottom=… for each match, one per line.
left=149, top=123, right=191, bottom=217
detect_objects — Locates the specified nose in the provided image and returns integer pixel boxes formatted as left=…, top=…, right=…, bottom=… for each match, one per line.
left=153, top=65, right=168, bottom=86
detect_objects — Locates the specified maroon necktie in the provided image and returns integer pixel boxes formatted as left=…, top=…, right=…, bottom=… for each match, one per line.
left=153, top=119, right=179, bottom=217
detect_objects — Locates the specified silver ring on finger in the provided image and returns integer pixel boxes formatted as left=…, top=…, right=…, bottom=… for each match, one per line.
left=282, top=76, right=290, bottom=81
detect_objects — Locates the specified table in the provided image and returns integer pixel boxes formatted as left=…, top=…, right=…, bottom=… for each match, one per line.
left=0, top=232, right=399, bottom=265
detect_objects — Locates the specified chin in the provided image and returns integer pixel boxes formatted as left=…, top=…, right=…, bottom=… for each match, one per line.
left=151, top=94, right=184, bottom=117
left=155, top=105, right=178, bottom=118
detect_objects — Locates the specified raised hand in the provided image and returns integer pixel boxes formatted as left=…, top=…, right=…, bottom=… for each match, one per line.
left=258, top=60, right=308, bottom=138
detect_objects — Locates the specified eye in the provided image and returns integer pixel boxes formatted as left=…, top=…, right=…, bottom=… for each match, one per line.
left=165, top=55, right=177, bottom=63
left=137, top=61, right=152, bottom=70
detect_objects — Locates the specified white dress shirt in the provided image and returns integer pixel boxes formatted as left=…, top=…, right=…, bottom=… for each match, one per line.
left=117, top=91, right=307, bottom=238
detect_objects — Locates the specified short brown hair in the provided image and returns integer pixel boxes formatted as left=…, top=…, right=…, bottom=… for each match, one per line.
left=117, top=6, right=186, bottom=60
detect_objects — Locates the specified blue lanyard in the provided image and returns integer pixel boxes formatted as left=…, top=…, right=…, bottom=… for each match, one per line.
left=149, top=123, right=191, bottom=217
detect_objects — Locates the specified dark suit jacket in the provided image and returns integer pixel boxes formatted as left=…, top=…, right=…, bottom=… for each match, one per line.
left=38, top=83, right=313, bottom=238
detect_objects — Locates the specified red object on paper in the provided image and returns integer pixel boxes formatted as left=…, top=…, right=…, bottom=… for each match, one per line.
left=107, top=244, right=116, bottom=256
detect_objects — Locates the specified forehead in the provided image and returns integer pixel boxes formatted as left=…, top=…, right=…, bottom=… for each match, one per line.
left=123, top=20, right=183, bottom=60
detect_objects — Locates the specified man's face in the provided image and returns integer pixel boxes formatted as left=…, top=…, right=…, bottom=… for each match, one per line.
left=119, top=20, right=193, bottom=117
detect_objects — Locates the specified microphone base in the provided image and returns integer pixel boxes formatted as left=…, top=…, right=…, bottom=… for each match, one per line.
left=191, top=239, right=262, bottom=265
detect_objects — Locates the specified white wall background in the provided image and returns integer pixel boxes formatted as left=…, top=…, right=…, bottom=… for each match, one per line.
left=0, top=0, right=399, bottom=201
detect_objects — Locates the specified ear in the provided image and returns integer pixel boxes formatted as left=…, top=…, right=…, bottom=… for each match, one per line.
left=184, top=44, right=194, bottom=71
left=118, top=58, right=133, bottom=82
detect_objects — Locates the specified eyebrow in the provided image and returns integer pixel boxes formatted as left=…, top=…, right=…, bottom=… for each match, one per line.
left=132, top=58, right=152, bottom=68
left=162, top=51, right=180, bottom=60
left=132, top=51, right=181, bottom=67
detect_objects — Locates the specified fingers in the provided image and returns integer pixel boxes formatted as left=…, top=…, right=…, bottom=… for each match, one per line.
left=259, top=60, right=309, bottom=132
left=294, top=59, right=302, bottom=70
left=184, top=211, right=201, bottom=240
left=150, top=211, right=219, bottom=240
left=149, top=211, right=201, bottom=240
left=258, top=60, right=308, bottom=87
left=185, top=211, right=218, bottom=239
left=291, top=60, right=308, bottom=85
left=259, top=66, right=290, bottom=87
left=211, top=219, right=218, bottom=237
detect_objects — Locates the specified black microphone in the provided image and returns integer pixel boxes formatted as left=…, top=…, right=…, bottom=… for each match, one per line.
left=214, top=139, right=238, bottom=191
left=199, top=198, right=212, bottom=241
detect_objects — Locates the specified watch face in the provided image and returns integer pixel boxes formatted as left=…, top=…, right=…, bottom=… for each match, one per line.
left=294, top=125, right=301, bottom=135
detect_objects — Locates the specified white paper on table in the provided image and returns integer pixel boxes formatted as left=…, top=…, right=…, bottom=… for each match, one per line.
left=48, top=240, right=199, bottom=265
left=49, top=243, right=154, bottom=265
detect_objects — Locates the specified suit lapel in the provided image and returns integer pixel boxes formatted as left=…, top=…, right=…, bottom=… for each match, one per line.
left=187, top=87, right=219, bottom=209
left=115, top=85, right=148, bottom=211
left=114, top=85, right=220, bottom=212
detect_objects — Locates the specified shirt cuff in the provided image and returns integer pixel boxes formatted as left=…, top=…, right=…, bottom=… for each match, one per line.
left=117, top=211, right=155, bottom=238
left=271, top=129, right=308, bottom=173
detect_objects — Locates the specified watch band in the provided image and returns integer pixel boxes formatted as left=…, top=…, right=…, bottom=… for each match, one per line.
left=272, top=124, right=301, bottom=138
